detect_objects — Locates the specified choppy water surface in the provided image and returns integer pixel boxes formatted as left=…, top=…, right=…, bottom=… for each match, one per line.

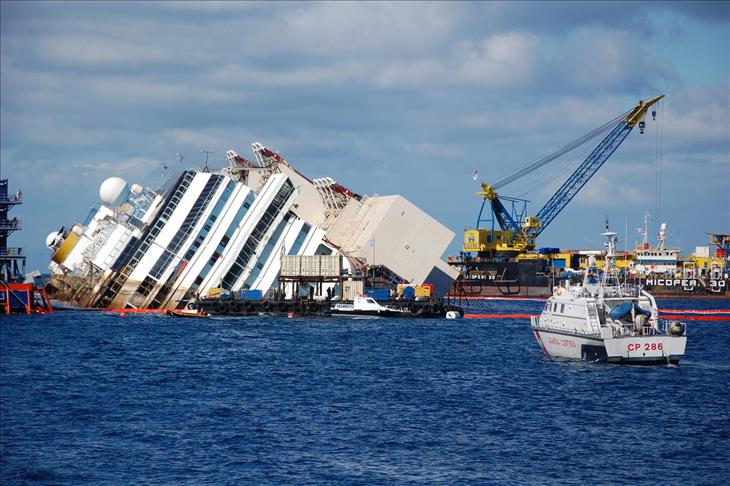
left=2, top=300, right=729, bottom=485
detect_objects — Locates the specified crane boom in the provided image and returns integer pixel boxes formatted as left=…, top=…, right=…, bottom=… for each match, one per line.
left=532, top=122, right=631, bottom=235
left=531, top=95, right=664, bottom=238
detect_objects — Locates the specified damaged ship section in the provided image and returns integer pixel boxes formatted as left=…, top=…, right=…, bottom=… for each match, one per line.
left=47, top=143, right=458, bottom=309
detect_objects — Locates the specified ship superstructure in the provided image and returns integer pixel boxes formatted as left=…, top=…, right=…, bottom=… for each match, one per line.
left=632, top=213, right=680, bottom=275
left=47, top=143, right=458, bottom=309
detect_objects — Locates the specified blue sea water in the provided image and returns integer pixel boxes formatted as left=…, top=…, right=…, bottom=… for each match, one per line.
left=2, top=300, right=729, bottom=485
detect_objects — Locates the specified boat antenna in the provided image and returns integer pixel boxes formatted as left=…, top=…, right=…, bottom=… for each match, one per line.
left=600, top=216, right=619, bottom=292
left=201, top=150, right=215, bottom=173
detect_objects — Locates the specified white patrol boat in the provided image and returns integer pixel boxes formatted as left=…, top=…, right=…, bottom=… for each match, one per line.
left=531, top=227, right=687, bottom=365
left=330, top=294, right=410, bottom=318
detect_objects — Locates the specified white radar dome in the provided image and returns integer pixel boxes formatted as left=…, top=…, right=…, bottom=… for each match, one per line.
left=99, top=177, right=130, bottom=207
left=46, top=231, right=63, bottom=249
left=131, top=183, right=143, bottom=194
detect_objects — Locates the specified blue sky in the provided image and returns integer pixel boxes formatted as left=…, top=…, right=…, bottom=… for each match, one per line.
left=1, top=1, right=728, bottom=271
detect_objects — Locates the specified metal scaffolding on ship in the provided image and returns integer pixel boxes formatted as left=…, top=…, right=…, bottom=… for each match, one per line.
left=0, top=178, right=53, bottom=315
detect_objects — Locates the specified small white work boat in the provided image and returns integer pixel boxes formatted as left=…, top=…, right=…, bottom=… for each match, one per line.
left=330, top=295, right=410, bottom=318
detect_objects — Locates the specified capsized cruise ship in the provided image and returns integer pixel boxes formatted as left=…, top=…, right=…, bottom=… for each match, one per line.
left=47, top=143, right=458, bottom=309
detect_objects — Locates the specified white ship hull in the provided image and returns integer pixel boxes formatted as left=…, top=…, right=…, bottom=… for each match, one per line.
left=532, top=328, right=605, bottom=361
left=532, top=327, right=686, bottom=364
left=603, top=334, right=686, bottom=364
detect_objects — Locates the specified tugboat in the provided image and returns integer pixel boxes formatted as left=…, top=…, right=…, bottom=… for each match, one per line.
left=530, top=224, right=687, bottom=365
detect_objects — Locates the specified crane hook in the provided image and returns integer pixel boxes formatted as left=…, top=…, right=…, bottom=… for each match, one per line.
left=651, top=110, right=657, bottom=121
left=639, top=120, right=646, bottom=134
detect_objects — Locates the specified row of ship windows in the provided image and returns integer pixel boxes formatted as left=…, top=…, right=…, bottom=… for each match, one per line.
left=148, top=175, right=223, bottom=280
left=242, top=212, right=294, bottom=289
left=108, top=175, right=303, bottom=305
left=142, top=176, right=234, bottom=299
left=220, top=180, right=295, bottom=290
left=128, top=172, right=194, bottom=270
left=544, top=302, right=588, bottom=316
left=182, top=181, right=238, bottom=263
left=97, top=171, right=194, bottom=305
left=188, top=191, right=256, bottom=292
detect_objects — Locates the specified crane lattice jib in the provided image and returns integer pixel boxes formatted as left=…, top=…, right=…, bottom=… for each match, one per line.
left=532, top=122, right=630, bottom=236
left=531, top=94, right=664, bottom=238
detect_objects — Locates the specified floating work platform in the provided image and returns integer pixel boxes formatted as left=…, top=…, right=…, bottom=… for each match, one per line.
left=1, top=282, right=54, bottom=315
left=194, top=297, right=463, bottom=318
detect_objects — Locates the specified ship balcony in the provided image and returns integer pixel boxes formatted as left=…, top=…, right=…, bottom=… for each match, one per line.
left=0, top=219, right=22, bottom=230
left=0, top=194, right=22, bottom=204
left=0, top=247, right=25, bottom=258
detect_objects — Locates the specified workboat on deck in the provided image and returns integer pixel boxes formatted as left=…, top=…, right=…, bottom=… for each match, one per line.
left=531, top=228, right=687, bottom=365
left=330, top=295, right=410, bottom=318
left=166, top=303, right=208, bottom=318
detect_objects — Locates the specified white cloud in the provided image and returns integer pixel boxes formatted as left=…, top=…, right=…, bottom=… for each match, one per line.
left=456, top=32, right=539, bottom=87
left=553, top=27, right=676, bottom=90
left=373, top=32, right=540, bottom=89
left=154, top=128, right=257, bottom=158
left=4, top=113, right=137, bottom=148
left=575, top=171, right=650, bottom=207
left=374, top=59, right=443, bottom=89
left=206, top=60, right=376, bottom=87
left=278, top=2, right=459, bottom=56
left=35, top=36, right=172, bottom=68
left=661, top=85, right=730, bottom=149
left=76, top=157, right=163, bottom=183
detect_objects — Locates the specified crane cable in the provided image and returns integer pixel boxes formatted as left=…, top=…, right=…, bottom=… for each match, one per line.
left=655, top=99, right=664, bottom=236
left=511, top=154, right=583, bottom=199
left=492, top=110, right=631, bottom=190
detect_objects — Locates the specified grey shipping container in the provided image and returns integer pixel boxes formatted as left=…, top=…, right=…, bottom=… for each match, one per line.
left=280, top=255, right=301, bottom=277
left=342, top=279, right=364, bottom=301
left=319, top=255, right=342, bottom=277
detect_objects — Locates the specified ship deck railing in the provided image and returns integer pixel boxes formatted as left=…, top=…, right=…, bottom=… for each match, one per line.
left=609, top=320, right=665, bottom=338
left=530, top=316, right=602, bottom=339
left=0, top=195, right=22, bottom=204
left=0, top=220, right=22, bottom=230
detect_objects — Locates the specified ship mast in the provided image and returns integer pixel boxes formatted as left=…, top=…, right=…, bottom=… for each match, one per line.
left=641, top=212, right=650, bottom=248
left=600, top=217, right=619, bottom=297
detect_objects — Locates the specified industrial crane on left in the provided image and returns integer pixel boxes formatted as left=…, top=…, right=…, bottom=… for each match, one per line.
left=0, top=178, right=53, bottom=315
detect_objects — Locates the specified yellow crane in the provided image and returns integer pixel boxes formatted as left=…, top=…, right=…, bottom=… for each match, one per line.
left=466, top=95, right=664, bottom=257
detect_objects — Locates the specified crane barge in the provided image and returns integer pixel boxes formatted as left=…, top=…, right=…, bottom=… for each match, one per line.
left=449, top=95, right=664, bottom=297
